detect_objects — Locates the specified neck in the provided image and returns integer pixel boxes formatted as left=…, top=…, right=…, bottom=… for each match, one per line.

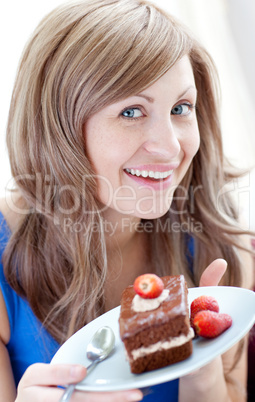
left=102, top=209, right=150, bottom=311
left=102, top=208, right=142, bottom=252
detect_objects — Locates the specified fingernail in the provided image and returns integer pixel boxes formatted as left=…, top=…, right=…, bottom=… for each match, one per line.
left=70, top=365, right=84, bottom=379
left=126, top=391, right=143, bottom=401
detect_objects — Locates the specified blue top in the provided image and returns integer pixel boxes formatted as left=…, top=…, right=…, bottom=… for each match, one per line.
left=0, top=211, right=195, bottom=401
left=0, top=212, right=59, bottom=387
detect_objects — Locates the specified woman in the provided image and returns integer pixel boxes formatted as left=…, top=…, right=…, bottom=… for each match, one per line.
left=0, top=0, right=254, bottom=401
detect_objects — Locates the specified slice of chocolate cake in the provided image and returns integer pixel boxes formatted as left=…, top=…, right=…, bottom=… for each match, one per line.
left=119, top=275, right=193, bottom=374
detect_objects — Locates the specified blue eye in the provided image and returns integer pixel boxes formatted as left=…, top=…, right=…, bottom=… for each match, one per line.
left=121, top=108, right=143, bottom=118
left=171, top=104, right=193, bottom=116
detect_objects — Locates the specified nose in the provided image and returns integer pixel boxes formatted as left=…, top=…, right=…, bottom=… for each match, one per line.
left=142, top=118, right=181, bottom=159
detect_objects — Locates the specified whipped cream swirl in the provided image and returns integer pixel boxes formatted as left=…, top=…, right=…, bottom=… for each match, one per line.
left=132, top=289, right=169, bottom=312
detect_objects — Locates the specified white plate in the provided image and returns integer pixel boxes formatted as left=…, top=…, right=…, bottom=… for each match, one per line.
left=51, top=286, right=255, bottom=391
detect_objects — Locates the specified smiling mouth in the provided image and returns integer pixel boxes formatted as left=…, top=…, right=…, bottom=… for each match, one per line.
left=124, top=168, right=173, bottom=180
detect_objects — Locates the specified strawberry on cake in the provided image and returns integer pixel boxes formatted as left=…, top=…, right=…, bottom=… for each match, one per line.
left=119, top=274, right=194, bottom=374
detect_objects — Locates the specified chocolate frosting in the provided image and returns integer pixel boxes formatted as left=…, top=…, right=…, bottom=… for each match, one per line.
left=119, top=275, right=188, bottom=338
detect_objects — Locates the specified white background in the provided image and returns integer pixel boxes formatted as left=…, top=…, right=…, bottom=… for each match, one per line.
left=0, top=0, right=254, bottom=227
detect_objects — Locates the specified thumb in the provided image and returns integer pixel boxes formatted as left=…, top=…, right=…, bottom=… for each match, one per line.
left=199, top=258, right=227, bottom=287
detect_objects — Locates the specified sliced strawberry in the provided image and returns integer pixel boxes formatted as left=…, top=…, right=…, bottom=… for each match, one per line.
left=193, top=310, right=232, bottom=338
left=190, top=295, right=219, bottom=329
left=133, top=274, right=164, bottom=299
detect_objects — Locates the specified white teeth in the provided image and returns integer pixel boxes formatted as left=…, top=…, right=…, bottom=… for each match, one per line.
left=125, top=168, right=173, bottom=179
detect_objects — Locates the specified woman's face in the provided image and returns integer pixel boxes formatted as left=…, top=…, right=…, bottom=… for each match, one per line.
left=84, top=55, right=199, bottom=220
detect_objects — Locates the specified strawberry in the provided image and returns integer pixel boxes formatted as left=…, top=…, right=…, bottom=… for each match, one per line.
left=190, top=295, right=219, bottom=329
left=133, top=274, right=164, bottom=299
left=193, top=310, right=232, bottom=338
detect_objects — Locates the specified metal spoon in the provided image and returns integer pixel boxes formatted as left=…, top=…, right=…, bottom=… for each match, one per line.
left=59, top=326, right=115, bottom=402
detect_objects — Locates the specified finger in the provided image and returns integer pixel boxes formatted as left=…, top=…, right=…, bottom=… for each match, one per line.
left=74, top=389, right=143, bottom=401
left=17, top=386, right=143, bottom=402
left=199, top=258, right=227, bottom=287
left=19, top=363, right=86, bottom=388
left=18, top=365, right=143, bottom=401
left=16, top=385, right=64, bottom=402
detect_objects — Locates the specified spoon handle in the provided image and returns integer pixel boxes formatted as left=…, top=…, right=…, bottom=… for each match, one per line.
left=86, top=359, right=98, bottom=371
left=59, top=360, right=99, bottom=402
left=59, top=384, right=75, bottom=402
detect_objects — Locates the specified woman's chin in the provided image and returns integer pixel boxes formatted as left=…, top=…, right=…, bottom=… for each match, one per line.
left=132, top=207, right=170, bottom=221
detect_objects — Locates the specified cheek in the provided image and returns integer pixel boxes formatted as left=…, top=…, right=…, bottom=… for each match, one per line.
left=183, top=125, right=200, bottom=159
left=190, top=133, right=200, bottom=158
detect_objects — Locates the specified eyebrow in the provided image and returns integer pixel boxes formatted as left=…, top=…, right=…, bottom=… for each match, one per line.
left=178, top=85, right=197, bottom=99
left=136, top=85, right=197, bottom=103
left=136, top=93, right=154, bottom=103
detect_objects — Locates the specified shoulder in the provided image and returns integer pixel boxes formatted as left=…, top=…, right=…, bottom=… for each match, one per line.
left=0, top=196, right=18, bottom=345
left=0, top=191, right=27, bottom=233
left=0, top=192, right=28, bottom=345
left=0, top=290, right=10, bottom=344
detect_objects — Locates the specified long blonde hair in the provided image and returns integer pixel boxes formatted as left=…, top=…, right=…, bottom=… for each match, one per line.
left=4, top=0, right=249, bottom=343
